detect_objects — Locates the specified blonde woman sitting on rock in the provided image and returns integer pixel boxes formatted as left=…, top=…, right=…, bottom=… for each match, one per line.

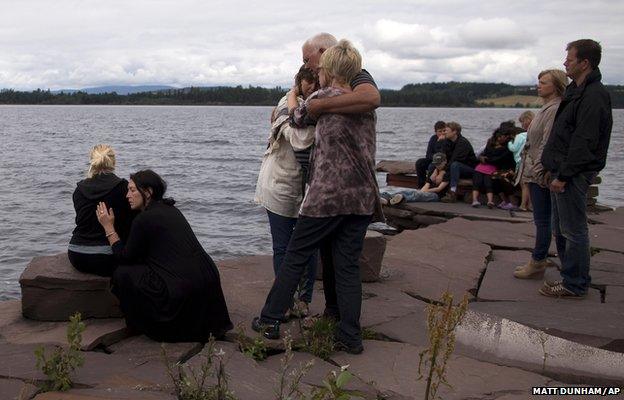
left=68, top=144, right=134, bottom=277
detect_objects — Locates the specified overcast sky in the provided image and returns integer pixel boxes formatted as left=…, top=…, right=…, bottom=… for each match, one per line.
left=1, top=0, right=623, bottom=90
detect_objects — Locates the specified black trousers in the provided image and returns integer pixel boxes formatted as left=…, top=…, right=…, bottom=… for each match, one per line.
left=415, top=158, right=431, bottom=188
left=68, top=250, right=116, bottom=277
left=260, top=214, right=371, bottom=346
left=472, top=171, right=494, bottom=193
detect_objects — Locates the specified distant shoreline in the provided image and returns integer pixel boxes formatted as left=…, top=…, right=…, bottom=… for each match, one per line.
left=2, top=82, right=623, bottom=108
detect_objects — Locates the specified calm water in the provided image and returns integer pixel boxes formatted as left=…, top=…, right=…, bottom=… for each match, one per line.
left=1, top=105, right=622, bottom=299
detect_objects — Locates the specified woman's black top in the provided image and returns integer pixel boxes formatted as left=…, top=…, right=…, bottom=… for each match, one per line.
left=482, top=145, right=516, bottom=171
left=70, top=173, right=133, bottom=246
left=111, top=200, right=233, bottom=341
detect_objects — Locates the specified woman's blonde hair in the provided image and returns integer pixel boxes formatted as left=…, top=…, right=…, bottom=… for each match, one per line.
left=319, top=39, right=362, bottom=85
left=538, top=69, right=568, bottom=98
left=87, top=144, right=116, bottom=178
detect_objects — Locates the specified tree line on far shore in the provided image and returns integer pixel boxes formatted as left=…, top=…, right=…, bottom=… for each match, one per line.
left=1, top=82, right=623, bottom=108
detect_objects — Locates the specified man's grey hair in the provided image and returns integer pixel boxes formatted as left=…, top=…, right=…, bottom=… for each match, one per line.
left=303, top=32, right=337, bottom=51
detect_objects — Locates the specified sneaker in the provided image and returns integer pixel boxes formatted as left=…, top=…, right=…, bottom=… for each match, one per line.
left=389, top=193, right=405, bottom=205
left=471, top=201, right=481, bottom=208
left=334, top=338, right=364, bottom=355
left=538, top=283, right=585, bottom=299
left=486, top=201, right=496, bottom=209
left=543, top=279, right=562, bottom=288
left=440, top=191, right=457, bottom=203
left=501, top=202, right=518, bottom=210
left=251, top=317, right=280, bottom=340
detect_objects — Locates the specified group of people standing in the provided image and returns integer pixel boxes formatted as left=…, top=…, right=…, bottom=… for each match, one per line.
left=393, top=39, right=613, bottom=299
left=65, top=37, right=611, bottom=351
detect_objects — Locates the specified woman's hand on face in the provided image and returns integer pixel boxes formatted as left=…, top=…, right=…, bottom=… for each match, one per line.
left=96, top=202, right=115, bottom=230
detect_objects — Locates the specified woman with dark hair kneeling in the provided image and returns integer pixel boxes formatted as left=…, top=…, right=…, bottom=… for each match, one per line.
left=96, top=170, right=233, bottom=342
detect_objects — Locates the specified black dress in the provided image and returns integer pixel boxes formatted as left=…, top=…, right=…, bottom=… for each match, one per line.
left=111, top=200, right=233, bottom=342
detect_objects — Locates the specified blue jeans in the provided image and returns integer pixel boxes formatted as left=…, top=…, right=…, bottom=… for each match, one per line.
left=267, top=210, right=316, bottom=303
left=551, top=172, right=596, bottom=295
left=529, top=183, right=552, bottom=261
left=381, top=190, right=438, bottom=202
left=449, top=161, right=475, bottom=191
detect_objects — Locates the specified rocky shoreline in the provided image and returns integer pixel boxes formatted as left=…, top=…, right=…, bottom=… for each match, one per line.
left=1, top=203, right=623, bottom=399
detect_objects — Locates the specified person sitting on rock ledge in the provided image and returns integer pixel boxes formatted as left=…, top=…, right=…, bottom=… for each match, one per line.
left=381, top=152, right=449, bottom=205
left=96, top=169, right=233, bottom=342
left=415, top=121, right=447, bottom=189
left=68, top=144, right=134, bottom=277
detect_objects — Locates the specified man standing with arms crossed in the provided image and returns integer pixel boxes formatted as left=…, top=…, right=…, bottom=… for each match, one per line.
left=540, top=39, right=612, bottom=299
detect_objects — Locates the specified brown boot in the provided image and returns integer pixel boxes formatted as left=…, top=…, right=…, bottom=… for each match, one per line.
left=514, top=257, right=556, bottom=272
left=440, top=191, right=457, bottom=203
left=513, top=258, right=548, bottom=279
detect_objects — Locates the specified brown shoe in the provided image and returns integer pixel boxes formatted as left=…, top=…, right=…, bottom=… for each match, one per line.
left=440, top=191, right=457, bottom=203
left=513, top=259, right=548, bottom=279
left=539, top=283, right=585, bottom=299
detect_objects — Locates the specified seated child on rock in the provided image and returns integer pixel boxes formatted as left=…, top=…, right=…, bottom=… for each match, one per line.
left=381, top=152, right=449, bottom=205
left=471, top=129, right=515, bottom=209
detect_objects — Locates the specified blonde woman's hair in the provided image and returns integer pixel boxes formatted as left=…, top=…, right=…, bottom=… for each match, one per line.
left=519, top=110, right=535, bottom=123
left=538, top=69, right=568, bottom=98
left=87, top=144, right=116, bottom=178
left=319, top=39, right=362, bottom=85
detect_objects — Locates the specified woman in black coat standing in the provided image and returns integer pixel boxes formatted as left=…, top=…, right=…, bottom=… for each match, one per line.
left=96, top=169, right=233, bottom=342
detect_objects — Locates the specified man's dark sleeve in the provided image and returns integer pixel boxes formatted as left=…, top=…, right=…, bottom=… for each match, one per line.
left=425, top=134, right=437, bottom=160
left=351, top=69, right=378, bottom=89
left=557, top=93, right=612, bottom=181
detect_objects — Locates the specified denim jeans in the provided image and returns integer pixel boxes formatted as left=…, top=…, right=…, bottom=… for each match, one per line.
left=261, top=214, right=371, bottom=348
left=266, top=210, right=317, bottom=303
left=449, top=161, right=475, bottom=191
left=380, top=190, right=438, bottom=202
left=551, top=172, right=596, bottom=295
left=529, top=183, right=552, bottom=261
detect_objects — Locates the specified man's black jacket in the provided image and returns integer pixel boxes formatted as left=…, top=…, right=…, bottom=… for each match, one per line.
left=442, top=135, right=478, bottom=167
left=541, top=69, right=612, bottom=182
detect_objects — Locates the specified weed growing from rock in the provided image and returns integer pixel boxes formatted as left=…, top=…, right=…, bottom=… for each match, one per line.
left=234, top=324, right=268, bottom=361
left=275, top=334, right=315, bottom=400
left=34, top=312, right=85, bottom=392
left=297, top=316, right=336, bottom=361
left=418, top=292, right=469, bottom=400
left=163, top=336, right=237, bottom=400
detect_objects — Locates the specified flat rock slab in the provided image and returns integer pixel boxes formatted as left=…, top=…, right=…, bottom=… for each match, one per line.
left=261, top=351, right=378, bottom=399
left=0, top=378, right=39, bottom=400
left=360, top=282, right=427, bottom=328
left=605, top=286, right=624, bottom=303
left=432, top=218, right=556, bottom=254
left=478, top=257, right=601, bottom=303
left=400, top=201, right=533, bottom=223
left=0, top=301, right=129, bottom=350
left=366, top=311, right=429, bottom=348
left=330, top=341, right=551, bottom=400
left=19, top=253, right=122, bottom=321
left=588, top=208, right=624, bottom=229
left=592, top=250, right=624, bottom=273
left=382, top=226, right=490, bottom=301
left=185, top=341, right=311, bottom=400
left=34, top=388, right=176, bottom=400
left=108, top=335, right=203, bottom=364
left=469, top=301, right=624, bottom=350
left=589, top=225, right=624, bottom=254
left=375, top=160, right=416, bottom=174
